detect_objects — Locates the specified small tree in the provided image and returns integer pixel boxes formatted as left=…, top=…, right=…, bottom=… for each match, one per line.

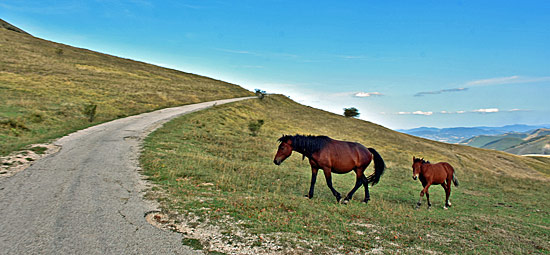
left=343, top=107, right=360, bottom=118
left=255, top=89, right=266, bottom=100
left=248, top=119, right=264, bottom=136
left=83, top=103, right=97, bottom=122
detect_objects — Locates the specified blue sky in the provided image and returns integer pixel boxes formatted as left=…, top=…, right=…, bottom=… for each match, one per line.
left=2, top=0, right=549, bottom=129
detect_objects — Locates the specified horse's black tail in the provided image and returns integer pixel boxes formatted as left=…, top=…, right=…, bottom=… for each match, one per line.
left=452, top=172, right=459, bottom=187
left=366, top=148, right=386, bottom=186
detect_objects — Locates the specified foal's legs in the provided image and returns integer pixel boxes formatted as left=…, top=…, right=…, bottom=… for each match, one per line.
left=417, top=182, right=432, bottom=209
left=306, top=167, right=318, bottom=199
left=426, top=190, right=431, bottom=209
left=343, top=169, right=366, bottom=204
left=323, top=168, right=341, bottom=202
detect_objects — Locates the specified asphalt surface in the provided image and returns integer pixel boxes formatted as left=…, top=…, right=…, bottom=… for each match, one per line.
left=0, top=97, right=253, bottom=255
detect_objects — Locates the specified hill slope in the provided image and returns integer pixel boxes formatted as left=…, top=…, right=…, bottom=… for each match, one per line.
left=141, top=95, right=550, bottom=254
left=0, top=19, right=252, bottom=155
left=0, top=19, right=30, bottom=35
left=505, top=135, right=550, bottom=155
left=461, top=128, right=550, bottom=155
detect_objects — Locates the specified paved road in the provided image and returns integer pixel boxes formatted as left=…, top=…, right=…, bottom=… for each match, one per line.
left=0, top=97, right=253, bottom=255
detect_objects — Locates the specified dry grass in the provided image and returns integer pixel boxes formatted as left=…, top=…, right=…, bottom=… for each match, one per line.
left=0, top=27, right=252, bottom=155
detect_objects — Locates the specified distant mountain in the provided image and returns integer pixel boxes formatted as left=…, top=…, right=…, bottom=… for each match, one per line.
left=505, top=135, right=550, bottom=155
left=460, top=128, right=550, bottom=155
left=397, top=124, right=550, bottom=144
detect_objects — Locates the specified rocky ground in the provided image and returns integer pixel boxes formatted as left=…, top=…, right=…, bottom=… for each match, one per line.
left=0, top=143, right=60, bottom=177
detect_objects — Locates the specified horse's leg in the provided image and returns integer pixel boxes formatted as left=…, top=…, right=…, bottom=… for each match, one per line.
left=343, top=170, right=364, bottom=204
left=360, top=175, right=370, bottom=203
left=443, top=181, right=452, bottom=209
left=323, top=168, right=341, bottom=202
left=306, top=167, right=318, bottom=199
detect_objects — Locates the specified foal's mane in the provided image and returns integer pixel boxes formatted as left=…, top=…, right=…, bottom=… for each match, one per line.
left=278, top=134, right=332, bottom=158
left=414, top=158, right=431, bottom=164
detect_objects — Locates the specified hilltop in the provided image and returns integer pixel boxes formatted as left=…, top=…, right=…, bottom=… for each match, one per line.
left=0, top=19, right=30, bottom=35
left=0, top=19, right=252, bottom=155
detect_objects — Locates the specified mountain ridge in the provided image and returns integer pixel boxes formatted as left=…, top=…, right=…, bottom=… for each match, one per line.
left=398, top=124, right=550, bottom=143
left=460, top=128, right=550, bottom=155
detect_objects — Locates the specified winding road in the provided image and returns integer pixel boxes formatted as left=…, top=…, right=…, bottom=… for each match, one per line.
left=0, top=97, right=253, bottom=254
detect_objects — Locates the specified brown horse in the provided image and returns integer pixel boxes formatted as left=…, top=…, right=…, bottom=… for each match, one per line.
left=273, top=135, right=385, bottom=204
left=412, top=157, right=459, bottom=209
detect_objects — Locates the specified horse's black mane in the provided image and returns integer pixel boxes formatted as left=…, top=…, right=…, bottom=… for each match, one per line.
left=278, top=134, right=332, bottom=158
left=414, top=158, right=430, bottom=164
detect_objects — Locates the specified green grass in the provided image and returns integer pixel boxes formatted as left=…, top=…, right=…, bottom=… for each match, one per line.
left=0, top=26, right=252, bottom=155
left=141, top=95, right=550, bottom=254
left=483, top=137, right=526, bottom=150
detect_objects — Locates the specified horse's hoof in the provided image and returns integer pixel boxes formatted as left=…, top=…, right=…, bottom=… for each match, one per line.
left=341, top=199, right=349, bottom=205
left=304, top=195, right=312, bottom=199
left=443, top=206, right=449, bottom=210
left=361, top=199, right=369, bottom=204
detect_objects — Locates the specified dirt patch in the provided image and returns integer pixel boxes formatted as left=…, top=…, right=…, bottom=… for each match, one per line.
left=0, top=143, right=60, bottom=177
left=145, top=210, right=304, bottom=254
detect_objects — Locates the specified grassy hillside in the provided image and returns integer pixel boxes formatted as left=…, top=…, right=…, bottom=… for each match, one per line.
left=460, top=135, right=504, bottom=148
left=483, top=137, right=526, bottom=151
left=141, top=95, right=550, bottom=254
left=506, top=136, right=550, bottom=155
left=525, top=128, right=550, bottom=140
left=462, top=129, right=550, bottom=155
left=0, top=20, right=252, bottom=155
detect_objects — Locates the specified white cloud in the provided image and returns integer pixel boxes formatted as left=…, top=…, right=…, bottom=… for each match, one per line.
left=473, top=108, right=499, bottom=113
left=215, top=48, right=254, bottom=55
left=412, top=111, right=433, bottom=116
left=354, top=92, right=383, bottom=97
left=465, top=75, right=550, bottom=87
left=414, top=75, right=550, bottom=97
left=393, top=108, right=523, bottom=115
left=466, top=76, right=520, bottom=86
left=396, top=111, right=433, bottom=115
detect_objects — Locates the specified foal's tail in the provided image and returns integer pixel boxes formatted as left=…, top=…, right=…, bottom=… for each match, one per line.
left=366, top=148, right=386, bottom=186
left=452, top=172, right=459, bottom=187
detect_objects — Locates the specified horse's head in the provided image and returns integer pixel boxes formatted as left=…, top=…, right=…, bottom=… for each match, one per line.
left=412, top=157, right=423, bottom=180
left=274, top=135, right=294, bottom=165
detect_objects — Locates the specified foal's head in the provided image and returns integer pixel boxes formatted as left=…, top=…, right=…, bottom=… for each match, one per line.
left=412, top=157, right=427, bottom=180
left=273, top=135, right=294, bottom=165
